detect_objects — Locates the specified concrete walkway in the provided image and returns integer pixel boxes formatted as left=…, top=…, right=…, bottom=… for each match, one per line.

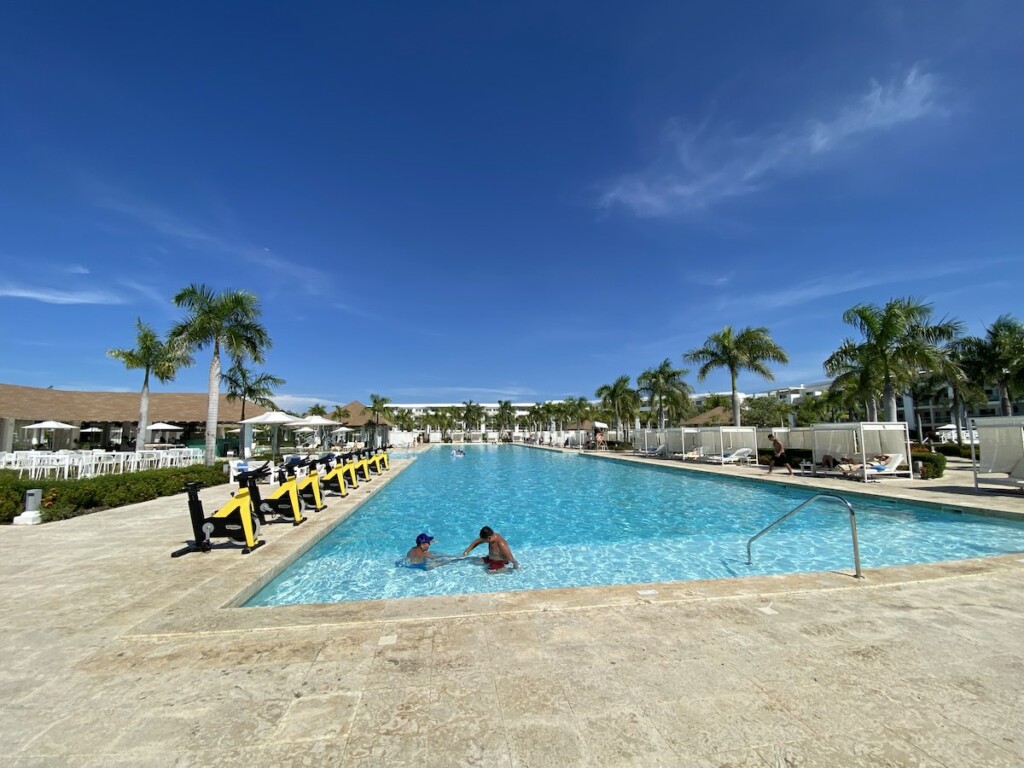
left=1, top=451, right=1022, bottom=766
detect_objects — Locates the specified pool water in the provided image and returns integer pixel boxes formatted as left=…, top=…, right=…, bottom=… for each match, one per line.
left=245, top=445, right=1024, bottom=606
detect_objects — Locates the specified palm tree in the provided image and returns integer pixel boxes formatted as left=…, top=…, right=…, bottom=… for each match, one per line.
left=329, top=405, right=351, bottom=423
left=825, top=340, right=883, bottom=420
left=221, top=361, right=283, bottom=424
left=461, top=400, right=486, bottom=439
left=637, top=359, right=693, bottom=429
left=305, top=403, right=328, bottom=417
left=108, top=318, right=193, bottom=452
left=494, top=400, right=517, bottom=439
left=824, top=298, right=964, bottom=423
left=595, top=375, right=640, bottom=444
left=958, top=314, right=1024, bottom=417
left=684, top=326, right=788, bottom=427
left=563, top=396, right=592, bottom=446
left=170, top=283, right=270, bottom=465
left=368, top=393, right=392, bottom=447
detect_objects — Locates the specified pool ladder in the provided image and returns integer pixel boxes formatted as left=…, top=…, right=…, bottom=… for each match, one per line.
left=746, top=493, right=864, bottom=579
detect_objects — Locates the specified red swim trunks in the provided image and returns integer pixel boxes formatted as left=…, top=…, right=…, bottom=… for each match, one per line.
left=482, top=557, right=507, bottom=571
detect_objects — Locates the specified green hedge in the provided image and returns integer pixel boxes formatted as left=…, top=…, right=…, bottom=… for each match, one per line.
left=0, top=464, right=229, bottom=525
left=911, top=450, right=947, bottom=479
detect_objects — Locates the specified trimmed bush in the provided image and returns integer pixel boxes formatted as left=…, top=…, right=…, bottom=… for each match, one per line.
left=0, top=464, right=228, bottom=525
left=910, top=450, right=947, bottom=479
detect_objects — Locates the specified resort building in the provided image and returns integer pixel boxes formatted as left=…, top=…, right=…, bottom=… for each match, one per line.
left=0, top=383, right=268, bottom=453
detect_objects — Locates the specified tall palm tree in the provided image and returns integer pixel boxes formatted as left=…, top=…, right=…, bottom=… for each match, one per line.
left=108, top=318, right=193, bottom=452
left=563, top=396, right=592, bottom=446
left=461, top=400, right=486, bottom=438
left=368, top=393, right=392, bottom=447
left=221, top=360, right=284, bottom=424
left=637, top=359, right=693, bottom=429
left=494, top=400, right=517, bottom=439
left=958, top=314, right=1024, bottom=417
left=170, top=283, right=270, bottom=465
left=595, top=375, right=640, bottom=444
left=825, top=340, right=882, bottom=421
left=305, top=403, right=328, bottom=417
left=684, top=326, right=788, bottom=427
left=823, top=298, right=964, bottom=423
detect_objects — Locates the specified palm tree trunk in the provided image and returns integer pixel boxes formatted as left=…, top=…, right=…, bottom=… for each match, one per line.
left=205, top=344, right=221, bottom=466
left=731, top=370, right=741, bottom=427
left=136, top=369, right=151, bottom=453
left=999, top=380, right=1012, bottom=417
left=883, top=381, right=898, bottom=422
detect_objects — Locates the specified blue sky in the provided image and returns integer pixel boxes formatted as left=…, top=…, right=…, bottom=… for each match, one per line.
left=2, top=2, right=1022, bottom=412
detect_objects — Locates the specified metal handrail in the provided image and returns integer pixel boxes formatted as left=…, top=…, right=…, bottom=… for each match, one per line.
left=746, top=493, right=863, bottom=579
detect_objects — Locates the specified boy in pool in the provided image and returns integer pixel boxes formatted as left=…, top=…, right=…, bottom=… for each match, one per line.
left=406, top=533, right=436, bottom=564
left=463, top=526, right=518, bottom=571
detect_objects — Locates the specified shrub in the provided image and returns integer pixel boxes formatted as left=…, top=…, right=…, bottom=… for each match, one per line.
left=911, top=450, right=947, bottom=479
left=0, top=464, right=228, bottom=525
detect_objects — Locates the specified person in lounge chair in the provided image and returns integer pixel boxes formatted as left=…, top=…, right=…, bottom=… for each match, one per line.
left=836, top=454, right=891, bottom=473
left=820, top=454, right=855, bottom=470
left=464, top=526, right=518, bottom=571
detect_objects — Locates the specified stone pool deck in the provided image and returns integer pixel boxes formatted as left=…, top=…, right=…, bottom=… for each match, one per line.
left=1, top=450, right=1022, bottom=766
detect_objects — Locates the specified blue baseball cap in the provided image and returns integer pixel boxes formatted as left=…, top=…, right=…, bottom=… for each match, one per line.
left=416, top=533, right=434, bottom=545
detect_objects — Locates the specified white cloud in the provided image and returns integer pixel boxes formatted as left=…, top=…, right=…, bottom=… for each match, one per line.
left=272, top=393, right=339, bottom=413
left=66, top=265, right=90, bottom=274
left=600, top=66, right=944, bottom=216
left=85, top=184, right=330, bottom=293
left=0, top=283, right=125, bottom=305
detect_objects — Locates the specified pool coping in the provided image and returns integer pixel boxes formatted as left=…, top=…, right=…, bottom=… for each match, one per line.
left=123, top=444, right=1024, bottom=640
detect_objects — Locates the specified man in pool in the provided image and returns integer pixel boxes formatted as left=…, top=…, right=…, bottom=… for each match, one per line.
left=463, top=526, right=518, bottom=571
left=406, top=532, right=436, bottom=564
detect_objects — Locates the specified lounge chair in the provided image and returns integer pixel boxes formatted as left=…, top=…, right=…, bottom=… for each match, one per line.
left=704, top=447, right=753, bottom=465
left=672, top=447, right=704, bottom=461
left=839, top=453, right=905, bottom=480
left=634, top=444, right=668, bottom=458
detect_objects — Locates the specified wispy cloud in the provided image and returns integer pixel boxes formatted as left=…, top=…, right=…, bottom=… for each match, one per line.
left=85, top=183, right=330, bottom=293
left=600, top=66, right=945, bottom=216
left=66, top=265, right=90, bottom=274
left=117, top=278, right=173, bottom=309
left=0, top=283, right=126, bottom=305
left=730, top=258, right=1002, bottom=313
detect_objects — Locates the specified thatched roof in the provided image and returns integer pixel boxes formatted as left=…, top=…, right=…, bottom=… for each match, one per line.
left=683, top=406, right=733, bottom=427
left=336, top=400, right=394, bottom=428
left=0, top=383, right=270, bottom=424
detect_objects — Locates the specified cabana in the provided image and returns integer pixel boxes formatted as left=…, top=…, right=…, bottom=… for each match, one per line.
left=812, top=422, right=912, bottom=481
left=970, top=416, right=1024, bottom=493
left=697, top=427, right=758, bottom=463
left=755, top=427, right=814, bottom=452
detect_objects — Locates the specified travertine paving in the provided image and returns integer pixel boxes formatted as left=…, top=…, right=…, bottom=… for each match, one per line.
left=1, top=450, right=1022, bottom=767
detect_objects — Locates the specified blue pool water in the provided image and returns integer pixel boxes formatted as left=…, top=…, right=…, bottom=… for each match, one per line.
left=245, top=445, right=1024, bottom=606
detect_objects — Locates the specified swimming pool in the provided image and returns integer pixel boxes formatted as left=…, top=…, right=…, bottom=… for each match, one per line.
left=245, top=445, right=1024, bottom=606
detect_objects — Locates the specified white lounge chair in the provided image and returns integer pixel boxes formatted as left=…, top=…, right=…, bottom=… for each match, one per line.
left=672, top=447, right=704, bottom=461
left=635, top=444, right=668, bottom=458
left=839, top=453, right=905, bottom=480
left=704, top=447, right=753, bottom=465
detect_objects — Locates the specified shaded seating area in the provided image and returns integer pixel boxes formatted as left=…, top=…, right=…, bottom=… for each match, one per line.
left=696, top=427, right=758, bottom=465
left=812, top=422, right=912, bottom=481
left=970, top=416, right=1024, bottom=493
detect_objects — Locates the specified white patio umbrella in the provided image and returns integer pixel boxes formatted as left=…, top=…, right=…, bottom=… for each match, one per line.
left=146, top=422, right=182, bottom=431
left=289, top=415, right=339, bottom=450
left=239, top=411, right=300, bottom=456
left=23, top=420, right=74, bottom=450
